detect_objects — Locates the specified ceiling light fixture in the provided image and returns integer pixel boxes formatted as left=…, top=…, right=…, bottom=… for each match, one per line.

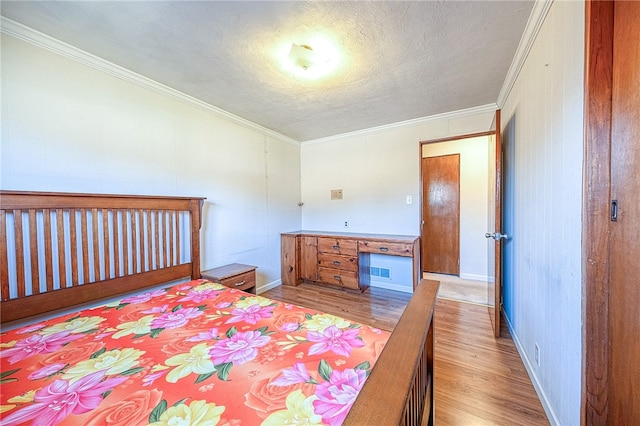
left=288, top=43, right=316, bottom=70
left=280, top=37, right=340, bottom=79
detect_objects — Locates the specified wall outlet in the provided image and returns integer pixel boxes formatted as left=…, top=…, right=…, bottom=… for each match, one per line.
left=534, top=343, right=540, bottom=366
left=344, top=221, right=348, bottom=228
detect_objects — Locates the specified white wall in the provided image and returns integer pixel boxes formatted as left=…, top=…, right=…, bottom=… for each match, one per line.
left=300, top=111, right=495, bottom=235
left=0, top=34, right=302, bottom=291
left=499, top=1, right=584, bottom=424
left=299, top=110, right=495, bottom=290
left=421, top=136, right=489, bottom=281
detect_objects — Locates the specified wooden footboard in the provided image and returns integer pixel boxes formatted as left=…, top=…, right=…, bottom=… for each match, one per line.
left=344, top=279, right=439, bottom=426
left=0, top=191, right=204, bottom=323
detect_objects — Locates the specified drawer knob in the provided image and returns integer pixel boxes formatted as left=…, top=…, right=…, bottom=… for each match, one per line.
left=332, top=245, right=340, bottom=250
left=333, top=260, right=341, bottom=266
left=379, top=247, right=389, bottom=252
left=234, top=280, right=246, bottom=287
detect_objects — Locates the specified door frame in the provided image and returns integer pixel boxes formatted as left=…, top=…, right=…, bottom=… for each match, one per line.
left=582, top=0, right=613, bottom=423
left=419, top=131, right=494, bottom=276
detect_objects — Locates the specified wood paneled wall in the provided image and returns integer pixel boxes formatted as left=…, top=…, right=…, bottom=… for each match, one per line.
left=499, top=1, right=585, bottom=424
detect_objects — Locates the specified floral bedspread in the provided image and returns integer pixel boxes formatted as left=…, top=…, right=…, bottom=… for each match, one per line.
left=0, top=280, right=389, bottom=425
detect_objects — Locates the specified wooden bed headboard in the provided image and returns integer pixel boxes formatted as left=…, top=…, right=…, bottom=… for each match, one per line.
left=0, top=191, right=205, bottom=323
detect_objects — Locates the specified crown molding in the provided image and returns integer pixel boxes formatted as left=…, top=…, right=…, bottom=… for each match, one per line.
left=0, top=17, right=300, bottom=147
left=496, top=0, right=554, bottom=107
left=302, top=103, right=498, bottom=145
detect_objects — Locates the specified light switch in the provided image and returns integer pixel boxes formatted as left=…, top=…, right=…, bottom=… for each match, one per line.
left=406, top=195, right=413, bottom=205
left=331, top=189, right=343, bottom=200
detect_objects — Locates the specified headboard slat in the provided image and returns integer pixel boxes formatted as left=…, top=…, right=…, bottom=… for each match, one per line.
left=154, top=210, right=161, bottom=269
left=131, top=209, right=138, bottom=274
left=56, top=209, right=66, bottom=289
left=1, top=191, right=205, bottom=323
left=113, top=210, right=121, bottom=278
left=176, top=212, right=181, bottom=265
left=102, top=209, right=110, bottom=279
left=145, top=210, right=152, bottom=271
left=80, top=209, right=90, bottom=284
left=69, top=209, right=79, bottom=286
left=14, top=210, right=26, bottom=298
left=91, top=208, right=100, bottom=281
left=167, top=212, right=173, bottom=266
left=122, top=209, right=130, bottom=276
left=28, top=209, right=40, bottom=295
left=0, top=210, right=8, bottom=300
left=44, top=209, right=54, bottom=292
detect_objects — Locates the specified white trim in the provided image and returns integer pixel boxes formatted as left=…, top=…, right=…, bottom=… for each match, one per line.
left=503, top=310, right=560, bottom=426
left=0, top=17, right=300, bottom=147
left=256, top=279, right=282, bottom=294
left=459, top=273, right=489, bottom=282
left=497, top=0, right=554, bottom=107
left=301, top=103, right=498, bottom=145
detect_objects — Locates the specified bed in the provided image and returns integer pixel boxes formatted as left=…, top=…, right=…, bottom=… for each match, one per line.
left=0, top=191, right=438, bottom=425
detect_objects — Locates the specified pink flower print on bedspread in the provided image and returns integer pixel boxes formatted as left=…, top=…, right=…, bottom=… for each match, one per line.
left=119, top=289, right=166, bottom=304
left=270, top=362, right=314, bottom=386
left=0, top=331, right=84, bottom=364
left=313, top=368, right=368, bottom=426
left=177, top=288, right=222, bottom=303
left=226, top=304, right=274, bottom=325
left=209, top=330, right=271, bottom=365
left=150, top=307, right=203, bottom=329
left=306, top=325, right=365, bottom=357
left=1, top=370, right=128, bottom=426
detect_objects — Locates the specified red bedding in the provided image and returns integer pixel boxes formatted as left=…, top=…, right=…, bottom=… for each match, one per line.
left=0, top=280, right=389, bottom=425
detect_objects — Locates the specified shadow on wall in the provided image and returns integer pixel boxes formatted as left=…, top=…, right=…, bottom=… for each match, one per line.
left=501, top=112, right=516, bottom=320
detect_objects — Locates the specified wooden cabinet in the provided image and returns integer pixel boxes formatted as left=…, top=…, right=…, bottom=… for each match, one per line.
left=358, top=240, right=414, bottom=256
left=281, top=231, right=420, bottom=292
left=202, top=263, right=257, bottom=294
left=281, top=234, right=299, bottom=286
left=317, top=237, right=360, bottom=290
left=300, top=236, right=318, bottom=281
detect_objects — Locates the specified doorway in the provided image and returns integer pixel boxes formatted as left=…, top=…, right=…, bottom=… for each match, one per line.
left=420, top=133, right=493, bottom=280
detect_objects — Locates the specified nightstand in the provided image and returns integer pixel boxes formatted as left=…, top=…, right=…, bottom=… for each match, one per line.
left=201, top=263, right=258, bottom=294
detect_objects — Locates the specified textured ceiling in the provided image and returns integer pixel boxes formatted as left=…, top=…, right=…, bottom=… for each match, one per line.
left=1, top=1, right=534, bottom=142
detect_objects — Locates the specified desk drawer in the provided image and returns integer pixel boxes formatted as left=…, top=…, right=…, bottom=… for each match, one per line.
left=317, top=238, right=357, bottom=256
left=358, top=240, right=414, bottom=256
left=219, top=270, right=256, bottom=292
left=318, top=253, right=358, bottom=272
left=318, top=268, right=359, bottom=289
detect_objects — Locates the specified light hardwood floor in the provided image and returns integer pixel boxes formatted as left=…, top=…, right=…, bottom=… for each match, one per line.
left=262, top=282, right=548, bottom=425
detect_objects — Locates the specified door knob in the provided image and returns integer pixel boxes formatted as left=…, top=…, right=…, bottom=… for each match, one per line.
left=485, top=232, right=508, bottom=240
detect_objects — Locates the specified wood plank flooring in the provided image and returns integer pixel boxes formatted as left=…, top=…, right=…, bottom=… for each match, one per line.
left=262, top=283, right=549, bottom=425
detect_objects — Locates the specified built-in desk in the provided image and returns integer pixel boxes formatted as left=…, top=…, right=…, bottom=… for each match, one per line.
left=281, top=231, right=420, bottom=292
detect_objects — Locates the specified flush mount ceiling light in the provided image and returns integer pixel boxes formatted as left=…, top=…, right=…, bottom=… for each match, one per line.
left=288, top=43, right=316, bottom=70
left=279, top=36, right=340, bottom=79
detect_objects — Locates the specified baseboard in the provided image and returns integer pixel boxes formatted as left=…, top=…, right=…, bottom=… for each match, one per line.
left=459, top=273, right=489, bottom=282
left=502, top=310, right=560, bottom=426
left=370, top=281, right=413, bottom=294
left=256, top=279, right=282, bottom=294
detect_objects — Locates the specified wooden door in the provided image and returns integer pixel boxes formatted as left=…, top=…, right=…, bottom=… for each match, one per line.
left=608, top=1, right=640, bottom=420
left=583, top=1, right=640, bottom=422
left=421, top=154, right=460, bottom=275
left=486, top=110, right=503, bottom=337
